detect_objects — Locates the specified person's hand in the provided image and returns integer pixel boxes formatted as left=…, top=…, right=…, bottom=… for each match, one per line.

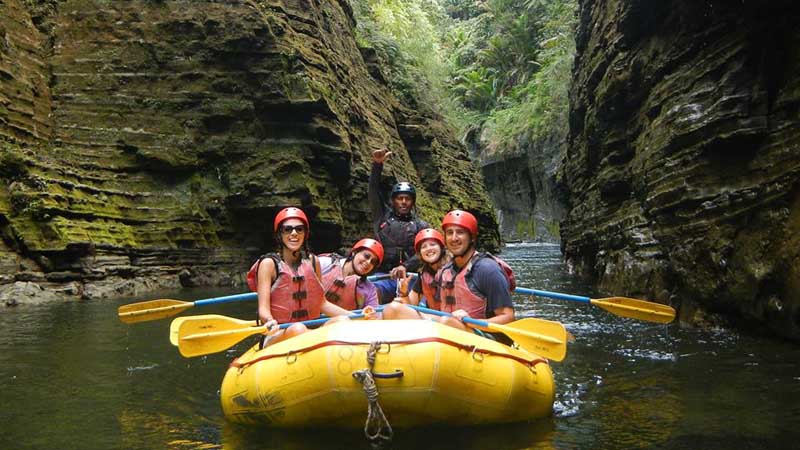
left=451, top=309, right=469, bottom=322
left=372, top=148, right=393, bottom=164
left=390, top=265, right=407, bottom=280
left=263, top=317, right=279, bottom=333
left=396, top=273, right=412, bottom=294
left=362, top=305, right=378, bottom=320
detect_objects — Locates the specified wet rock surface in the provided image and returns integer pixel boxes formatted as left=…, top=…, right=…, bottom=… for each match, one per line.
left=474, top=133, right=565, bottom=243
left=562, top=0, right=800, bottom=339
left=0, top=0, right=497, bottom=303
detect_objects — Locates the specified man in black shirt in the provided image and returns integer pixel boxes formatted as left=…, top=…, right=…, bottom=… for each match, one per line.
left=369, top=148, right=428, bottom=304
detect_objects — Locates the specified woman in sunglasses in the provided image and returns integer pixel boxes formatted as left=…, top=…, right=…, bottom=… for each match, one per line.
left=249, top=207, right=370, bottom=346
left=319, top=238, right=384, bottom=311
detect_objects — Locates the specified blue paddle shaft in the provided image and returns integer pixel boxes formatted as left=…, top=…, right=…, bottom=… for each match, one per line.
left=195, top=292, right=256, bottom=307
left=277, top=306, right=384, bottom=329
left=191, top=274, right=397, bottom=307
left=407, top=304, right=488, bottom=328
left=515, top=287, right=590, bottom=304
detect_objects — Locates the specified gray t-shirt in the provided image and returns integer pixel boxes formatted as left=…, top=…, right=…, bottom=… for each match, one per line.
left=440, top=255, right=513, bottom=318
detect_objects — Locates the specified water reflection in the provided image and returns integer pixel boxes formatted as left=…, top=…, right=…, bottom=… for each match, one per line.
left=221, top=420, right=558, bottom=450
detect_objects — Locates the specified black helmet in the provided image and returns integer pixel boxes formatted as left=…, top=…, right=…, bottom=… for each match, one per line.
left=391, top=182, right=416, bottom=200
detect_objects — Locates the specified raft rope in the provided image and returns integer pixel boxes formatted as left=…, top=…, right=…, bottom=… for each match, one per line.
left=230, top=337, right=548, bottom=369
left=352, top=342, right=393, bottom=445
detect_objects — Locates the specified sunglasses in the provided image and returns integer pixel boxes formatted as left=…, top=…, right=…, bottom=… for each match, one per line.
left=280, top=224, right=306, bottom=234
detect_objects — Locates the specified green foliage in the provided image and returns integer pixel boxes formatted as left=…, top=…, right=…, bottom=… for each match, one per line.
left=448, top=0, right=577, bottom=151
left=440, top=0, right=483, bottom=19
left=350, top=1, right=450, bottom=109
left=350, top=0, right=577, bottom=143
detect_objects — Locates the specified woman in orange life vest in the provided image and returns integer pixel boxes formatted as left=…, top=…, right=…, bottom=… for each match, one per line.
left=319, top=238, right=384, bottom=310
left=382, top=227, right=452, bottom=321
left=255, top=207, right=374, bottom=346
left=392, top=228, right=450, bottom=307
left=382, top=210, right=515, bottom=333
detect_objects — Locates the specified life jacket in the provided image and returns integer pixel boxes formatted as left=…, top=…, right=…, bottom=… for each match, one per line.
left=418, top=267, right=440, bottom=309
left=246, top=253, right=324, bottom=323
left=435, top=253, right=515, bottom=319
left=375, top=211, right=426, bottom=272
left=319, top=253, right=365, bottom=310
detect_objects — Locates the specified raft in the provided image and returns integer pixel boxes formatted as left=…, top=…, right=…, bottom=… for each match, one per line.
left=220, top=319, right=555, bottom=428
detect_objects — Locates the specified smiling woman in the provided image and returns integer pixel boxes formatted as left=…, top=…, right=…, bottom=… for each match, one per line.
left=248, top=207, right=366, bottom=347
left=393, top=228, right=449, bottom=307
left=318, top=238, right=384, bottom=311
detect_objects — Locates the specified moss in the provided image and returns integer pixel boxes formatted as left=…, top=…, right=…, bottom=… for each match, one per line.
left=0, top=145, right=31, bottom=180
left=546, top=220, right=560, bottom=238
left=0, top=0, right=502, bottom=283
left=282, top=73, right=316, bottom=102
left=308, top=78, right=333, bottom=103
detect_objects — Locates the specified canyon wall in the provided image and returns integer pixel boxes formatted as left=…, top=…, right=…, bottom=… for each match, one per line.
left=562, top=0, right=800, bottom=339
left=0, top=0, right=497, bottom=304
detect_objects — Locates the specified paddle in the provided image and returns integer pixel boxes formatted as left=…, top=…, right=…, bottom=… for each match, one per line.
left=119, top=293, right=256, bottom=324
left=515, top=287, right=676, bottom=324
left=406, top=305, right=567, bottom=362
left=169, top=314, right=257, bottom=346
left=119, top=273, right=396, bottom=324
left=177, top=310, right=375, bottom=358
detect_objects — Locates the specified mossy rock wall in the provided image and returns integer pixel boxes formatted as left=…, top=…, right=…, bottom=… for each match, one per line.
left=563, top=0, right=800, bottom=340
left=475, top=132, right=565, bottom=243
left=0, top=0, right=498, bottom=303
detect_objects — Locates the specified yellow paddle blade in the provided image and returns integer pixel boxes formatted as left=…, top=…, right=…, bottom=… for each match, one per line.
left=176, top=315, right=258, bottom=341
left=178, top=317, right=267, bottom=357
left=118, top=299, right=193, bottom=324
left=118, top=299, right=187, bottom=315
left=169, top=317, right=190, bottom=346
left=487, top=318, right=567, bottom=362
left=168, top=314, right=258, bottom=346
left=591, top=297, right=676, bottom=324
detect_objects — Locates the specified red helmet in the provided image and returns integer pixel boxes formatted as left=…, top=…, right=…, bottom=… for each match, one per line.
left=414, top=228, right=445, bottom=254
left=351, top=238, right=384, bottom=265
left=273, top=207, right=309, bottom=232
left=441, top=209, right=478, bottom=237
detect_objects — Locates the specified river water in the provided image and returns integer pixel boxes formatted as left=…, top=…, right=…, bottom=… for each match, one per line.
left=1, top=243, right=799, bottom=449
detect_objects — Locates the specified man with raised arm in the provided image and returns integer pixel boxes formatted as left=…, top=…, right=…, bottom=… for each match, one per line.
left=368, top=148, right=429, bottom=304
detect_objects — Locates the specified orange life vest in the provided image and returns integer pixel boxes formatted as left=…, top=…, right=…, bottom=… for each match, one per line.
left=320, top=255, right=364, bottom=310
left=435, top=253, right=515, bottom=319
left=418, top=268, right=440, bottom=309
left=251, top=255, right=324, bottom=323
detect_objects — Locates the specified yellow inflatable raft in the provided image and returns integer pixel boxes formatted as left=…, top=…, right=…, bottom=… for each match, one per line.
left=220, top=319, right=555, bottom=428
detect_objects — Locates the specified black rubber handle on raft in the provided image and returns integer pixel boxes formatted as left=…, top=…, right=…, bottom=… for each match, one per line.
left=371, top=369, right=404, bottom=379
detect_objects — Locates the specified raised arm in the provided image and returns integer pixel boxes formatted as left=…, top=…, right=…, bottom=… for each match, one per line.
left=369, top=149, right=392, bottom=230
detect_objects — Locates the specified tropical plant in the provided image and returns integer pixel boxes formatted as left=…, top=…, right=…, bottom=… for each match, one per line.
left=350, top=0, right=577, bottom=143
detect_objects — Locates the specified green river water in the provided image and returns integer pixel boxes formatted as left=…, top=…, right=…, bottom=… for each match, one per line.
left=1, top=243, right=799, bottom=449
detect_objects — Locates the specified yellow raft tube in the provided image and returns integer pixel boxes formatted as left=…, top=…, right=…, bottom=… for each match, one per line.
left=220, top=319, right=555, bottom=428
